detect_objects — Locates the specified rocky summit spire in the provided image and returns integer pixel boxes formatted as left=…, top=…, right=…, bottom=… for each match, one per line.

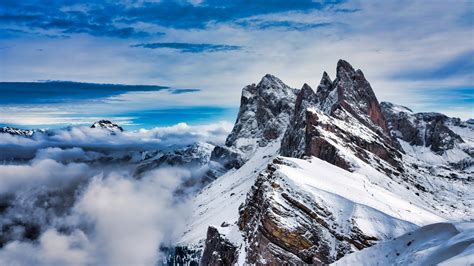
left=336, top=59, right=355, bottom=77
left=315, top=71, right=333, bottom=104
left=281, top=60, right=402, bottom=172
left=317, top=59, right=390, bottom=136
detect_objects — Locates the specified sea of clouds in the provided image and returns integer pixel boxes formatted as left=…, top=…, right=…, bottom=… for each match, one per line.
left=0, top=121, right=232, bottom=265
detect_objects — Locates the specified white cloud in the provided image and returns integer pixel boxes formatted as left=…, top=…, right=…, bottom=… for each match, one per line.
left=0, top=229, right=91, bottom=266
left=0, top=149, right=195, bottom=265
left=74, top=168, right=189, bottom=265
left=0, top=159, right=90, bottom=194
left=0, top=122, right=232, bottom=161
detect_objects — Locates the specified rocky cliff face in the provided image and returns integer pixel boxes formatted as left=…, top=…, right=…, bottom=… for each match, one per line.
left=210, top=74, right=298, bottom=169
left=200, top=226, right=238, bottom=266
left=281, top=61, right=402, bottom=174
left=317, top=60, right=390, bottom=137
left=381, top=102, right=465, bottom=155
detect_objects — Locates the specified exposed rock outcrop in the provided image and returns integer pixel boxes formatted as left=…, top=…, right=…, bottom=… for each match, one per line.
left=238, top=158, right=379, bottom=264
left=211, top=74, right=298, bottom=169
left=317, top=60, right=390, bottom=137
left=185, top=60, right=474, bottom=266
left=381, top=102, right=465, bottom=154
left=200, top=226, right=238, bottom=266
left=281, top=62, right=403, bottom=173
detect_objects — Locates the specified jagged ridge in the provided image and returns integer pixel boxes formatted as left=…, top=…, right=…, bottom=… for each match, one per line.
left=180, top=59, right=474, bottom=265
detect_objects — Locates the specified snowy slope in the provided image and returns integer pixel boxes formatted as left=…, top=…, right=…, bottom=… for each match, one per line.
left=237, top=154, right=449, bottom=264
left=179, top=141, right=281, bottom=248
left=279, top=157, right=444, bottom=228
left=334, top=222, right=474, bottom=266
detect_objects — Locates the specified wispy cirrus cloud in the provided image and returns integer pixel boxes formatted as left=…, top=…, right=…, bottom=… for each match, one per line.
left=0, top=9, right=157, bottom=39
left=131, top=42, right=241, bottom=53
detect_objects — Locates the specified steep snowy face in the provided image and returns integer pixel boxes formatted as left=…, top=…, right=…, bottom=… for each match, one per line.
left=0, top=126, right=35, bottom=137
left=90, top=120, right=124, bottom=132
left=211, top=74, right=298, bottom=168
left=238, top=157, right=444, bottom=264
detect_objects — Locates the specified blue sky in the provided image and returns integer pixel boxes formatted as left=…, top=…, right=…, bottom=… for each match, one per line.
left=0, top=0, right=472, bottom=129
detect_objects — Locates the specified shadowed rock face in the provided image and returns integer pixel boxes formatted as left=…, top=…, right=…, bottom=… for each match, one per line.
left=200, top=226, right=238, bottom=266
left=281, top=61, right=402, bottom=173
left=198, top=60, right=472, bottom=265
left=318, top=60, right=390, bottom=137
left=280, top=83, right=319, bottom=159
left=381, top=102, right=464, bottom=155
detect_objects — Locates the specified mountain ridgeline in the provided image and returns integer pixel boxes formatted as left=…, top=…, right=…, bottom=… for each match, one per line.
left=0, top=60, right=472, bottom=265
left=179, top=59, right=473, bottom=265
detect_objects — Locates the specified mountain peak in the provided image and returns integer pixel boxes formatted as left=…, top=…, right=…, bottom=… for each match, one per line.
left=257, top=74, right=289, bottom=90
left=0, top=126, right=35, bottom=137
left=336, top=59, right=356, bottom=77
left=215, top=75, right=298, bottom=168
left=316, top=60, right=390, bottom=136
left=321, top=71, right=332, bottom=82
left=90, top=120, right=124, bottom=132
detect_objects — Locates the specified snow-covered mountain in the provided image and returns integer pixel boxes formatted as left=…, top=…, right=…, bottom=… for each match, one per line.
left=0, top=62, right=472, bottom=265
left=90, top=119, right=124, bottom=132
left=175, top=60, right=473, bottom=265
left=0, top=126, right=35, bottom=136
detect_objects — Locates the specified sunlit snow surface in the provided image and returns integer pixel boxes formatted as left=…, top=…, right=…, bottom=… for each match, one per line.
left=335, top=222, right=474, bottom=266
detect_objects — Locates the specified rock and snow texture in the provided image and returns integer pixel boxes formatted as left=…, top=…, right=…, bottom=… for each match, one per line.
left=381, top=102, right=468, bottom=156
left=0, top=126, right=35, bottom=136
left=210, top=74, right=298, bottom=169
left=3, top=60, right=470, bottom=265
left=316, top=60, right=390, bottom=136
left=179, top=60, right=474, bottom=265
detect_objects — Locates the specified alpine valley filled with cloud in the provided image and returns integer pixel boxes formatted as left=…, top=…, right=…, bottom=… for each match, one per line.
left=0, top=1, right=473, bottom=265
